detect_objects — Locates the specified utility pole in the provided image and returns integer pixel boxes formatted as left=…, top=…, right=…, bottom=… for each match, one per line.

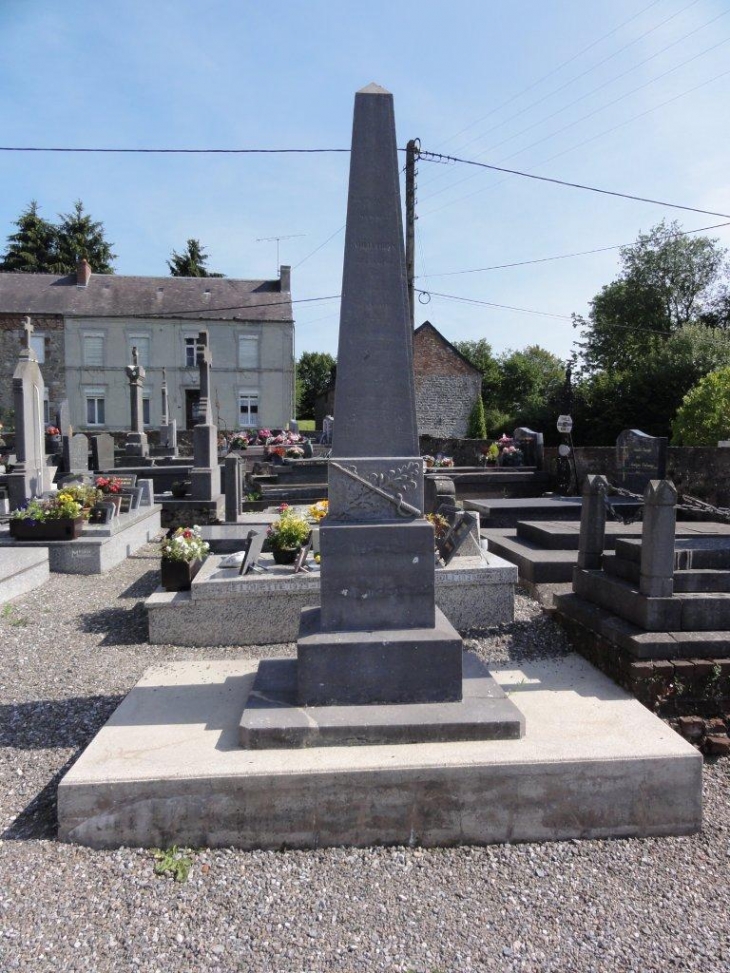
left=405, top=138, right=420, bottom=329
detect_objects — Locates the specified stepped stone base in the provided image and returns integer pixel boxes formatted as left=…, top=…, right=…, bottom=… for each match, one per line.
left=57, top=654, right=701, bottom=850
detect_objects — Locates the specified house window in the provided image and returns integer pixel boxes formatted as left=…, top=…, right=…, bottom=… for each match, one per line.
left=238, top=390, right=259, bottom=427
left=85, top=388, right=106, bottom=426
left=30, top=334, right=45, bottom=363
left=143, top=396, right=151, bottom=426
left=83, top=334, right=105, bottom=366
left=43, top=390, right=50, bottom=425
left=238, top=334, right=259, bottom=369
left=184, top=336, right=198, bottom=367
left=128, top=335, right=150, bottom=367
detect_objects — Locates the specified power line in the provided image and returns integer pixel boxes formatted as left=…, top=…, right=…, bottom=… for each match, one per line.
left=0, top=145, right=350, bottom=155
left=143, top=293, right=340, bottom=319
left=419, top=221, right=730, bottom=279
left=434, top=0, right=666, bottom=150
left=419, top=65, right=730, bottom=219
left=292, top=225, right=345, bottom=270
left=417, top=288, right=572, bottom=319
left=418, top=146, right=730, bottom=220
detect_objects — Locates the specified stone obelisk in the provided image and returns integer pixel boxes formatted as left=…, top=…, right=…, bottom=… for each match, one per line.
left=190, top=330, right=221, bottom=500
left=296, top=83, right=463, bottom=706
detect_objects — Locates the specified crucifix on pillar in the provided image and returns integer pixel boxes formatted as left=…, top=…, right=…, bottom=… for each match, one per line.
left=195, top=330, right=213, bottom=426
left=21, top=316, right=35, bottom=359
left=124, top=345, right=149, bottom=458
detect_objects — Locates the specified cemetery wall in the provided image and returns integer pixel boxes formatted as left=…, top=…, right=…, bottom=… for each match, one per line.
left=0, top=313, right=65, bottom=421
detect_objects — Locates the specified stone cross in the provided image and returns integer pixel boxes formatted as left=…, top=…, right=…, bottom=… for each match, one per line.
left=196, top=330, right=212, bottom=426
left=22, top=315, right=34, bottom=350
left=125, top=346, right=146, bottom=434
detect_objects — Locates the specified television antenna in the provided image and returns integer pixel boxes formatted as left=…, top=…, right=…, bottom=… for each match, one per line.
left=256, top=234, right=305, bottom=274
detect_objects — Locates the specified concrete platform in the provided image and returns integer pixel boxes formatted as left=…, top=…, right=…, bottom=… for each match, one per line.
left=57, top=653, right=702, bottom=849
left=0, top=506, right=161, bottom=574
left=146, top=552, right=517, bottom=645
left=465, top=496, right=641, bottom=529
left=0, top=547, right=50, bottom=604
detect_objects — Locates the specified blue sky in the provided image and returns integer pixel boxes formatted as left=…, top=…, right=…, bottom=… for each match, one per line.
left=1, top=0, right=729, bottom=362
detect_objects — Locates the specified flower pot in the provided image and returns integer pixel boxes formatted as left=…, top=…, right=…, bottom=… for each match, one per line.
left=272, top=546, right=300, bottom=565
left=160, top=558, right=202, bottom=591
left=170, top=481, right=189, bottom=498
left=9, top=516, right=84, bottom=541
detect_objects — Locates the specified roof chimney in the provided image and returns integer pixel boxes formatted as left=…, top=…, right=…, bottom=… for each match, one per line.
left=76, top=258, right=91, bottom=287
left=279, top=264, right=291, bottom=293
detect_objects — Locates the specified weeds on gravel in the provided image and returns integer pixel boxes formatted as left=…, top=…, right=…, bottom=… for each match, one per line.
left=2, top=604, right=28, bottom=626
left=151, top=846, right=194, bottom=882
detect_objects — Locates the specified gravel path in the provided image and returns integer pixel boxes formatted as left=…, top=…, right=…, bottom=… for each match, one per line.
left=1, top=544, right=729, bottom=973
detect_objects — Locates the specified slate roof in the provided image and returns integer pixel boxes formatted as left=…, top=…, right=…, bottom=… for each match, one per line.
left=0, top=272, right=293, bottom=322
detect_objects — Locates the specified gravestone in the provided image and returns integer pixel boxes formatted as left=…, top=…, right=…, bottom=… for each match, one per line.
left=616, top=429, right=667, bottom=494
left=190, top=330, right=222, bottom=501
left=7, top=317, right=52, bottom=509
left=90, top=433, right=115, bottom=472
left=124, top=347, right=149, bottom=459
left=56, top=399, right=71, bottom=439
left=158, top=368, right=178, bottom=457
left=224, top=454, right=242, bottom=522
left=513, top=426, right=544, bottom=469
left=322, top=415, right=334, bottom=445
left=63, top=432, right=89, bottom=475
left=137, top=478, right=154, bottom=507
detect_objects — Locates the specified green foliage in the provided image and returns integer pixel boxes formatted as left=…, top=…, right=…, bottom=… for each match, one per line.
left=168, top=238, right=223, bottom=277
left=1, top=199, right=116, bottom=274
left=0, top=201, right=57, bottom=272
left=466, top=395, right=486, bottom=438
left=672, top=367, right=730, bottom=445
left=296, top=351, right=336, bottom=420
left=152, top=846, right=193, bottom=882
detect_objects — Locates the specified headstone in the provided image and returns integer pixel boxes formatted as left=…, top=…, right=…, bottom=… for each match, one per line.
left=63, top=432, right=89, bottom=475
left=615, top=429, right=667, bottom=494
left=639, top=479, right=677, bottom=598
left=296, top=83, right=463, bottom=707
left=90, top=433, right=115, bottom=472
left=113, top=473, right=138, bottom=488
left=7, top=317, right=52, bottom=509
left=56, top=399, right=72, bottom=439
left=577, top=474, right=609, bottom=570
left=322, top=415, right=334, bottom=445
left=513, top=426, right=544, bottom=469
left=88, top=501, right=116, bottom=525
left=424, top=474, right=456, bottom=515
left=137, top=478, right=154, bottom=507
left=190, top=330, right=222, bottom=501
left=436, top=509, right=479, bottom=566
left=224, top=454, right=242, bottom=522
left=124, top=346, right=149, bottom=458
left=239, top=529, right=265, bottom=576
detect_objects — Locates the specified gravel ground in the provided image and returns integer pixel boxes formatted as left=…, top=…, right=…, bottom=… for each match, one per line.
left=1, top=543, right=729, bottom=973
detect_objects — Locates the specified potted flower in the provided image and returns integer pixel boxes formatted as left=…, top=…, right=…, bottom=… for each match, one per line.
left=500, top=445, right=524, bottom=468
left=433, top=455, right=454, bottom=468
left=160, top=525, right=210, bottom=591
left=229, top=435, right=249, bottom=451
left=307, top=499, right=328, bottom=522
left=95, top=475, right=124, bottom=515
left=45, top=424, right=61, bottom=454
left=267, top=505, right=311, bottom=564
left=170, top=480, right=189, bottom=498
left=285, top=446, right=304, bottom=459
left=10, top=491, right=86, bottom=540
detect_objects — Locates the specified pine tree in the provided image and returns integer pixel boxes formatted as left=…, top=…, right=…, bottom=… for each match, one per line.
left=0, top=201, right=58, bottom=273
left=168, top=239, right=223, bottom=277
left=466, top=395, right=487, bottom=439
left=53, top=200, right=116, bottom=273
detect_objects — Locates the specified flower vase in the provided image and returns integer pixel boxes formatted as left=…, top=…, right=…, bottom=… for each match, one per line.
left=160, top=558, right=202, bottom=592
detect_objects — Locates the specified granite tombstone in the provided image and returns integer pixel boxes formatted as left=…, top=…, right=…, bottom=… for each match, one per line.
left=90, top=432, right=115, bottom=472
left=616, top=429, right=667, bottom=494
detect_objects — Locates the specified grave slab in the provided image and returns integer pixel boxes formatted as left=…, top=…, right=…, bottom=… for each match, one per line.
left=57, top=654, right=702, bottom=850
left=0, top=547, right=49, bottom=604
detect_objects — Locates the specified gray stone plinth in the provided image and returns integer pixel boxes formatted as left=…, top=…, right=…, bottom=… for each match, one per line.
left=145, top=552, right=516, bottom=646
left=57, top=654, right=702, bottom=850
left=0, top=547, right=49, bottom=603
left=297, top=606, right=463, bottom=706
left=320, top=520, right=435, bottom=631
left=240, top=651, right=522, bottom=748
left=0, top=506, right=161, bottom=574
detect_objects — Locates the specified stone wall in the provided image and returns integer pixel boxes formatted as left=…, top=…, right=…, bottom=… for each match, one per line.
left=0, top=313, right=65, bottom=423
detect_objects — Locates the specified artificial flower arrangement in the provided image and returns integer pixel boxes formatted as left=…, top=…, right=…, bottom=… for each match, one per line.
left=95, top=475, right=123, bottom=495
left=426, top=512, right=450, bottom=542
left=45, top=425, right=60, bottom=436
left=433, top=455, right=454, bottom=468
left=308, top=499, right=329, bottom=522
left=11, top=492, right=84, bottom=523
left=285, top=446, right=305, bottom=458
left=422, top=454, right=435, bottom=468
left=229, top=434, right=250, bottom=450
left=266, top=504, right=311, bottom=551
left=160, top=525, right=210, bottom=564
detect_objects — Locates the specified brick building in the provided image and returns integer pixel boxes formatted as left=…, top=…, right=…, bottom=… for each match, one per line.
left=314, top=321, right=482, bottom=437
left=0, top=312, right=66, bottom=426
left=413, top=321, right=482, bottom=437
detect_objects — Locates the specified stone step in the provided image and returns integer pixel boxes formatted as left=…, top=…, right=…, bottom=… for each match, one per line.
left=603, top=553, right=730, bottom=593
left=517, top=520, right=644, bottom=550
left=483, top=529, right=577, bottom=584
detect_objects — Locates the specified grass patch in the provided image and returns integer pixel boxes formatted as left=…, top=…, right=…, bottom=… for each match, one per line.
left=296, top=419, right=316, bottom=432
left=152, top=846, right=194, bottom=882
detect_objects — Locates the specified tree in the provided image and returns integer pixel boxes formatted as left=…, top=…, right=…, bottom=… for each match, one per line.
left=465, top=396, right=487, bottom=438
left=0, top=201, right=57, bottom=273
left=453, top=338, right=506, bottom=431
left=672, top=367, right=730, bottom=445
left=168, top=239, right=223, bottom=277
left=574, top=220, right=728, bottom=373
left=52, top=200, right=116, bottom=273
left=296, top=351, right=336, bottom=420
